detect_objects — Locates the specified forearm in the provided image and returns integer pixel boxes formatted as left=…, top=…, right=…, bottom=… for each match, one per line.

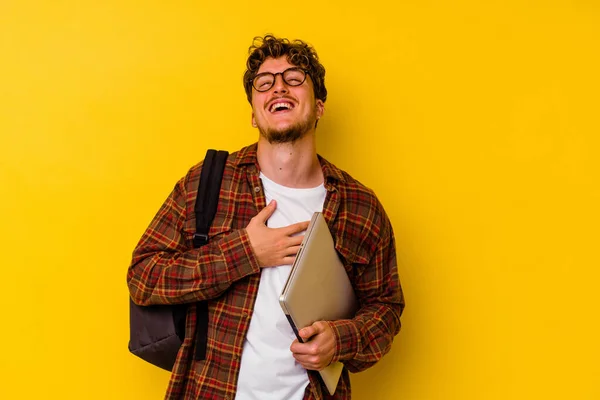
left=328, top=300, right=403, bottom=373
left=127, top=228, right=260, bottom=306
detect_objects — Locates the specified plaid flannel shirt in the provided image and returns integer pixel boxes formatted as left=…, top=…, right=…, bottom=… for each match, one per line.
left=127, top=143, right=404, bottom=399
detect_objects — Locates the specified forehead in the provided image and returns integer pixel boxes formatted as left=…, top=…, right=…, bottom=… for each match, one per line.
left=257, top=56, right=295, bottom=74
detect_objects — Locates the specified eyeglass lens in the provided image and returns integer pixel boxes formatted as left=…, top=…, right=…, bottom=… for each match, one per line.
left=253, top=68, right=306, bottom=92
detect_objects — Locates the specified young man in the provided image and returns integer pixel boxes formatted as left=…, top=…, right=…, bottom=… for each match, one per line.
left=127, top=35, right=405, bottom=399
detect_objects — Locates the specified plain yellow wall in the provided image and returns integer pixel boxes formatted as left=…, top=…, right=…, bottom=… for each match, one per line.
left=1, top=1, right=599, bottom=399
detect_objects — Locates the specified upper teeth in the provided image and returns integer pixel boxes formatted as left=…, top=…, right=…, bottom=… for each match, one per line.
left=270, top=102, right=292, bottom=112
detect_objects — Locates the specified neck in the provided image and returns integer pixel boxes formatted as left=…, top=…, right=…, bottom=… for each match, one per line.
left=256, top=132, right=323, bottom=188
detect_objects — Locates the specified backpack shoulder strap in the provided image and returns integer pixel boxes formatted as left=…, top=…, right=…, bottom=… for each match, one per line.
left=193, top=149, right=229, bottom=248
left=191, top=148, right=228, bottom=362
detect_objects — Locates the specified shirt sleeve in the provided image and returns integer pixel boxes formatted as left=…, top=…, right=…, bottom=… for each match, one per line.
left=126, top=173, right=261, bottom=306
left=327, top=213, right=405, bottom=373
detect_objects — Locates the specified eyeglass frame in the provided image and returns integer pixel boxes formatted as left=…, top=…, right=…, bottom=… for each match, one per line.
left=250, top=67, right=309, bottom=92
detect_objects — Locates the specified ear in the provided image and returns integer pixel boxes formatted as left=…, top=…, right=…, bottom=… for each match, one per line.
left=315, top=99, right=325, bottom=120
left=251, top=113, right=257, bottom=128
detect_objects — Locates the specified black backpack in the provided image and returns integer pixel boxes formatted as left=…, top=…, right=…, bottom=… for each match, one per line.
left=128, top=149, right=229, bottom=371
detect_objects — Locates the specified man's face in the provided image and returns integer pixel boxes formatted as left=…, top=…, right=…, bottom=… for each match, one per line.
left=251, top=57, right=324, bottom=144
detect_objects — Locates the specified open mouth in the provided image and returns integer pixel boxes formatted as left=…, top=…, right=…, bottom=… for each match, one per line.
left=269, top=101, right=295, bottom=113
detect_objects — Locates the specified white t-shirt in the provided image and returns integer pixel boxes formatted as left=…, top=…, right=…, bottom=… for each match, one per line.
left=235, top=172, right=327, bottom=400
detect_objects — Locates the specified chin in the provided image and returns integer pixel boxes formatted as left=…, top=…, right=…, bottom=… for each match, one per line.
left=263, top=128, right=304, bottom=144
left=259, top=119, right=314, bottom=144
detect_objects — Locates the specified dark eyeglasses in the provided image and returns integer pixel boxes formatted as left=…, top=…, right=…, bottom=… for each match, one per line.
left=251, top=67, right=307, bottom=92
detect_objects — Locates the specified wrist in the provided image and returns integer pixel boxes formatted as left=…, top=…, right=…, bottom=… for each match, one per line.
left=326, top=319, right=360, bottom=362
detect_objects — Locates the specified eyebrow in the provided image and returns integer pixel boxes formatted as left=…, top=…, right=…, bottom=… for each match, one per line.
left=256, top=67, right=298, bottom=75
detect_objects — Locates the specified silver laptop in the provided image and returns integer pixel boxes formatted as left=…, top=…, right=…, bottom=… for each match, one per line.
left=279, top=212, right=358, bottom=395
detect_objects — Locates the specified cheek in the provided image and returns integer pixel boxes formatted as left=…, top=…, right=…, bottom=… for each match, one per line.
left=250, top=93, right=261, bottom=109
left=255, top=108, right=268, bottom=121
left=252, top=99, right=267, bottom=116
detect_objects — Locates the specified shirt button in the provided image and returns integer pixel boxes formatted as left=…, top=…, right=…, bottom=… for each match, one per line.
left=233, top=354, right=239, bottom=360
left=254, top=186, right=260, bottom=193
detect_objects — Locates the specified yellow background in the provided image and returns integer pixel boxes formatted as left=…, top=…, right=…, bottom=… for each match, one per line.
left=1, top=0, right=599, bottom=399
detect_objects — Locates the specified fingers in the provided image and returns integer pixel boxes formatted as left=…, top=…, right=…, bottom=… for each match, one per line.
left=247, top=204, right=311, bottom=268
left=282, top=220, right=310, bottom=236
left=282, top=255, right=298, bottom=265
left=290, top=322, right=335, bottom=370
left=253, top=200, right=277, bottom=224
left=289, top=338, right=330, bottom=371
left=280, top=246, right=301, bottom=266
left=287, top=235, right=304, bottom=247
left=283, top=245, right=301, bottom=256
left=290, top=338, right=308, bottom=355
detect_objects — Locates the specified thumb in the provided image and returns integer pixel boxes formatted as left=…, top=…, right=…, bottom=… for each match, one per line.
left=255, top=200, right=277, bottom=223
left=299, top=325, right=317, bottom=340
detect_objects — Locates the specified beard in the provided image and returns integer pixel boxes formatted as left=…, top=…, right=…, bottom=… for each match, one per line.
left=258, top=113, right=316, bottom=145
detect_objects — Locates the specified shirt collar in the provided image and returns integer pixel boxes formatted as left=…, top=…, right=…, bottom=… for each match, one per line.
left=234, top=143, right=259, bottom=167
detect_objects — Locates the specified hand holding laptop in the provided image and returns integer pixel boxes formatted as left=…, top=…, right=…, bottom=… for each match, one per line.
left=290, top=321, right=335, bottom=371
left=246, top=200, right=310, bottom=267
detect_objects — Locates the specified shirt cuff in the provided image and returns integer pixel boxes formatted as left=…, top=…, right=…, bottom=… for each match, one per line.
left=327, top=319, right=360, bottom=363
left=218, top=228, right=261, bottom=282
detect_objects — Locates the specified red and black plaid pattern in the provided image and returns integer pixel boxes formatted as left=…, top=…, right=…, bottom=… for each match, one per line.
left=127, top=143, right=405, bottom=399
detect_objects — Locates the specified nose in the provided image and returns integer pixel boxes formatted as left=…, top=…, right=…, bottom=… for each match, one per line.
left=272, top=73, right=289, bottom=93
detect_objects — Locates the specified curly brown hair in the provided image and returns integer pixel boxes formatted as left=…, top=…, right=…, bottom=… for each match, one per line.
left=243, top=34, right=327, bottom=105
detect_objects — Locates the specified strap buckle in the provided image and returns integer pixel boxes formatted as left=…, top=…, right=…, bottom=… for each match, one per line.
left=193, top=233, right=209, bottom=248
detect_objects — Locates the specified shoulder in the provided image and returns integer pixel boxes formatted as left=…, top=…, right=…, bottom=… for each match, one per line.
left=179, top=144, right=257, bottom=192
left=341, top=171, right=391, bottom=240
left=320, top=156, right=393, bottom=263
left=321, top=155, right=389, bottom=229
